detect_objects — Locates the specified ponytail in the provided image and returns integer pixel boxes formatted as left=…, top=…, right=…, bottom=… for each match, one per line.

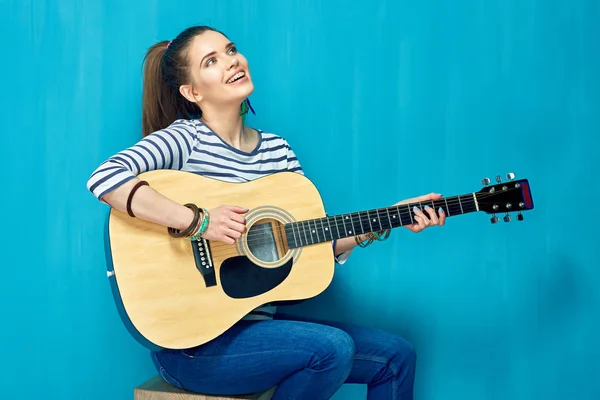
left=141, top=26, right=222, bottom=137
left=142, top=41, right=176, bottom=137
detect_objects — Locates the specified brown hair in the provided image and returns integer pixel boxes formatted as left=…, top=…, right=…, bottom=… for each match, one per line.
left=141, top=26, right=226, bottom=137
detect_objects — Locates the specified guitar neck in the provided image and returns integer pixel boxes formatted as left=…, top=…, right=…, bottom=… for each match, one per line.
left=284, top=193, right=478, bottom=249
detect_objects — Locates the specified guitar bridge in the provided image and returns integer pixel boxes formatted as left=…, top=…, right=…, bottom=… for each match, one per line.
left=191, top=239, right=216, bottom=287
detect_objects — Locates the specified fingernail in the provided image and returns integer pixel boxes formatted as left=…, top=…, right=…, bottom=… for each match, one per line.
left=413, top=206, right=419, bottom=211
left=439, top=207, right=444, bottom=213
left=425, top=205, right=430, bottom=209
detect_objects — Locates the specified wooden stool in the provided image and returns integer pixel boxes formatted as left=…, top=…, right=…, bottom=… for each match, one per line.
left=134, top=375, right=276, bottom=400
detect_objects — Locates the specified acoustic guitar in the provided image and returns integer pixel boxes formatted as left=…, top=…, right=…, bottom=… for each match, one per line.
left=104, top=170, right=534, bottom=350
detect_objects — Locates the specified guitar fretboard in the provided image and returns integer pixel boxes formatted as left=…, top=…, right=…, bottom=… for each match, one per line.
left=284, top=194, right=477, bottom=249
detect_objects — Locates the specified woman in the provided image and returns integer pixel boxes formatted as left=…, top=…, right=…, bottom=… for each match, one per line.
left=87, top=25, right=446, bottom=400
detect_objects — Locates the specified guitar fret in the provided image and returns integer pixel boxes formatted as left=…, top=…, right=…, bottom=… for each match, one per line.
left=359, top=211, right=367, bottom=235
left=297, top=223, right=304, bottom=246
left=346, top=215, right=355, bottom=235
left=444, top=198, right=450, bottom=216
left=302, top=221, right=310, bottom=245
left=352, top=214, right=362, bottom=236
left=391, top=206, right=402, bottom=227
left=324, top=218, right=333, bottom=241
left=289, top=224, right=298, bottom=248
left=458, top=196, right=464, bottom=214
left=385, top=208, right=392, bottom=228
left=341, top=214, right=348, bottom=236
left=296, top=222, right=302, bottom=245
left=461, top=195, right=477, bottom=213
left=334, top=216, right=341, bottom=240
left=376, top=209, right=385, bottom=230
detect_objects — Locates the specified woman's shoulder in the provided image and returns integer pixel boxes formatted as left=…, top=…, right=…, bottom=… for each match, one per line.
left=252, top=128, right=291, bottom=146
left=168, top=118, right=201, bottom=132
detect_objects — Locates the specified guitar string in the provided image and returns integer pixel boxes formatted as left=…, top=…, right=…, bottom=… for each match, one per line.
left=206, top=186, right=527, bottom=256
left=207, top=185, right=525, bottom=247
left=206, top=187, right=526, bottom=254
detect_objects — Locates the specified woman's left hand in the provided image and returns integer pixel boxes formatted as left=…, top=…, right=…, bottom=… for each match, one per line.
left=395, top=193, right=447, bottom=233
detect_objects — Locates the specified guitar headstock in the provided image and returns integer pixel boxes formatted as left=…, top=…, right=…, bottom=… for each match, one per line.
left=476, top=173, right=534, bottom=223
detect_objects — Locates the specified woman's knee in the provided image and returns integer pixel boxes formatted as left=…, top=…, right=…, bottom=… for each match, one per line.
left=310, top=328, right=356, bottom=372
left=390, top=336, right=417, bottom=374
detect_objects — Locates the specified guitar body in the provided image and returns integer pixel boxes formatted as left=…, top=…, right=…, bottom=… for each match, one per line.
left=106, top=170, right=335, bottom=350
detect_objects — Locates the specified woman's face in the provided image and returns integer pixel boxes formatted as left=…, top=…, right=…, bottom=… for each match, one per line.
left=181, top=30, right=254, bottom=108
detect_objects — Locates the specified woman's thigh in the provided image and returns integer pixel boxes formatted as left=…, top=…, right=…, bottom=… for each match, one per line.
left=152, top=317, right=355, bottom=395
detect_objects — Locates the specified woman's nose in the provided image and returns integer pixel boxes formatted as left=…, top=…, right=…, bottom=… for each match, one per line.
left=227, top=56, right=239, bottom=69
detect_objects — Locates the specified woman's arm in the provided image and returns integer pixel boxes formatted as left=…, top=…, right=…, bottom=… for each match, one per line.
left=87, top=121, right=247, bottom=243
left=87, top=120, right=198, bottom=228
left=101, top=178, right=195, bottom=230
left=333, top=193, right=447, bottom=256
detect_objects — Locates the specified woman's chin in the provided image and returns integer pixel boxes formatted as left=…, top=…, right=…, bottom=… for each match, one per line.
left=228, top=82, right=255, bottom=101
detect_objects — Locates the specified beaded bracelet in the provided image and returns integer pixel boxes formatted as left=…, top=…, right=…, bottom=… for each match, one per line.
left=373, top=229, right=391, bottom=241
left=355, top=234, right=374, bottom=248
left=354, top=229, right=391, bottom=248
left=187, top=208, right=210, bottom=241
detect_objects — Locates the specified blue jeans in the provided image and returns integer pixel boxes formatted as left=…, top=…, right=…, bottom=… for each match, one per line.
left=151, top=313, right=416, bottom=399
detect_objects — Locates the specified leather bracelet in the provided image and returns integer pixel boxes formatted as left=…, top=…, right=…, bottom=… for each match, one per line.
left=126, top=180, right=149, bottom=217
left=168, top=203, right=201, bottom=238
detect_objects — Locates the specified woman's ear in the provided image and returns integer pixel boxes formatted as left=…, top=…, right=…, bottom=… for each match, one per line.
left=179, top=84, right=202, bottom=104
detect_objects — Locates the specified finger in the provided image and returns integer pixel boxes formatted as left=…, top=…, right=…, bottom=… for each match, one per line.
left=424, top=205, right=439, bottom=225
left=416, top=193, right=442, bottom=202
left=227, top=220, right=246, bottom=234
left=221, top=235, right=236, bottom=245
left=398, top=193, right=443, bottom=205
left=225, top=206, right=249, bottom=214
left=412, top=215, right=426, bottom=232
left=228, top=211, right=247, bottom=225
left=413, top=206, right=431, bottom=225
left=438, top=207, right=447, bottom=225
left=225, top=228, right=243, bottom=240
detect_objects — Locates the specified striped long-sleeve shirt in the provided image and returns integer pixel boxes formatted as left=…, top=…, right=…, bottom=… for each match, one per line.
left=87, top=118, right=350, bottom=320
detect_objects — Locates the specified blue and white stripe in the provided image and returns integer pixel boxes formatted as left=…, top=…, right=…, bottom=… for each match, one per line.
left=87, top=119, right=303, bottom=201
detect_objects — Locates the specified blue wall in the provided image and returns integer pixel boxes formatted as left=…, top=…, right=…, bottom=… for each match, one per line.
left=3, top=0, right=599, bottom=399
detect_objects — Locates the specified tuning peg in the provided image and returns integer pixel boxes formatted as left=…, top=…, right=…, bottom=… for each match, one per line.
left=482, top=177, right=491, bottom=186
left=504, top=213, right=512, bottom=222
left=490, top=214, right=499, bottom=224
left=496, top=175, right=502, bottom=183
left=517, top=212, right=524, bottom=221
left=506, top=172, right=515, bottom=181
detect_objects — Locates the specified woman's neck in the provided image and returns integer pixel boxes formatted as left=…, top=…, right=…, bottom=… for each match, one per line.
left=200, top=106, right=248, bottom=149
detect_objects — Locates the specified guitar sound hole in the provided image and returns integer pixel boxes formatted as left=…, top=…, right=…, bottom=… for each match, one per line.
left=246, top=218, right=289, bottom=263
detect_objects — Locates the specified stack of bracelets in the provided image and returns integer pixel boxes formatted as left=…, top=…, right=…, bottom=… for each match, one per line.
left=354, top=229, right=391, bottom=248
left=167, top=203, right=211, bottom=241
left=126, top=181, right=210, bottom=241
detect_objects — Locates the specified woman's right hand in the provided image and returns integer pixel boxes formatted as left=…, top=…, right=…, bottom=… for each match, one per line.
left=201, top=205, right=248, bottom=244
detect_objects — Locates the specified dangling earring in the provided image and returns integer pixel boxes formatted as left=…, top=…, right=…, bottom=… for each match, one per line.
left=240, top=98, right=256, bottom=123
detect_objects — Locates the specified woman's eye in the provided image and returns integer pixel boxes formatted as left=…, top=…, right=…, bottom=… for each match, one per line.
left=206, top=58, right=216, bottom=66
left=228, top=47, right=237, bottom=55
